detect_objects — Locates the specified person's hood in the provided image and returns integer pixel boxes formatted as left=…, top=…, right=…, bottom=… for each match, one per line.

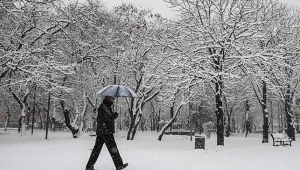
left=103, top=98, right=113, bottom=107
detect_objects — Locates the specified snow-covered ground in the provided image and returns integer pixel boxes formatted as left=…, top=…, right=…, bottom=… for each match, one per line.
left=0, top=129, right=299, bottom=170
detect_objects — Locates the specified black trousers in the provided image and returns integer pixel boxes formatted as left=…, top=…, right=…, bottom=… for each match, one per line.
left=86, top=134, right=123, bottom=168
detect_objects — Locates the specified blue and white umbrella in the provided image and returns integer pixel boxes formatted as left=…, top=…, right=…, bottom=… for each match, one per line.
left=97, top=85, right=138, bottom=98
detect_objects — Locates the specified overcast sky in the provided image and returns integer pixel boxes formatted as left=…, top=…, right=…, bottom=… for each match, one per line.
left=101, top=0, right=175, bottom=18
left=100, top=0, right=300, bottom=19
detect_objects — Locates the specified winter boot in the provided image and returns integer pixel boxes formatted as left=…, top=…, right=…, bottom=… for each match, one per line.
left=72, top=128, right=79, bottom=138
left=116, top=163, right=128, bottom=170
left=85, top=166, right=94, bottom=170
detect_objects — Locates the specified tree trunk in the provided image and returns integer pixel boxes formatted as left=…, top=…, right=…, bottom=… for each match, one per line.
left=127, top=88, right=160, bottom=140
left=210, top=47, right=225, bottom=146
left=87, top=96, right=97, bottom=132
left=225, top=114, right=231, bottom=137
left=130, top=114, right=142, bottom=140
left=14, top=99, right=28, bottom=135
left=232, top=114, right=235, bottom=132
left=156, top=112, right=161, bottom=132
left=215, top=80, right=224, bottom=145
left=224, top=96, right=232, bottom=137
left=285, top=85, right=295, bottom=141
left=158, top=118, right=175, bottom=141
left=75, top=91, right=88, bottom=137
left=60, top=100, right=79, bottom=138
left=45, top=93, right=51, bottom=139
left=37, top=105, right=43, bottom=130
left=4, top=114, right=10, bottom=131
left=245, top=100, right=251, bottom=137
left=262, top=81, right=269, bottom=143
left=127, top=100, right=138, bottom=140
left=31, top=84, right=36, bottom=135
left=270, top=100, right=273, bottom=133
left=158, top=104, right=183, bottom=141
left=51, top=104, right=57, bottom=132
left=277, top=101, right=283, bottom=133
left=20, top=107, right=27, bottom=135
left=9, top=81, right=31, bottom=136
left=169, top=106, right=174, bottom=132
left=26, top=109, right=30, bottom=130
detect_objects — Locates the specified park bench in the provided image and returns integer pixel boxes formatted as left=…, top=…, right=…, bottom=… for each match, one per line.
left=270, top=133, right=292, bottom=146
left=164, top=131, right=194, bottom=136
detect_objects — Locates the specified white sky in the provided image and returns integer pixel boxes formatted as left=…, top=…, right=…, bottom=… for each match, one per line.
left=70, top=0, right=300, bottom=19
left=101, top=0, right=300, bottom=19
left=280, top=0, right=300, bottom=6
left=102, top=0, right=175, bottom=18
left=279, top=0, right=300, bottom=8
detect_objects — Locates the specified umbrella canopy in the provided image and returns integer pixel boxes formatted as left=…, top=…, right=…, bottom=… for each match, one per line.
left=97, top=85, right=138, bottom=98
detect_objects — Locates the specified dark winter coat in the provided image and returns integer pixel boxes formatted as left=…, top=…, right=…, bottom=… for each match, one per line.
left=96, top=99, right=116, bottom=135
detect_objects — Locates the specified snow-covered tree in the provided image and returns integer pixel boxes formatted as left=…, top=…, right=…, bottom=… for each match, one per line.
left=163, top=0, right=276, bottom=145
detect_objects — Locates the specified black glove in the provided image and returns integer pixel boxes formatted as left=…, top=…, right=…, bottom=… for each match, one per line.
left=114, top=112, right=119, bottom=119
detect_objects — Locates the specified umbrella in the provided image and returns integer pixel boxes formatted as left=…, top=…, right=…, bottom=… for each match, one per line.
left=97, top=85, right=138, bottom=98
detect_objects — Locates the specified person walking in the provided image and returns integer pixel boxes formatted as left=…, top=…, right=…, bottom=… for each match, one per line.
left=86, top=95, right=128, bottom=170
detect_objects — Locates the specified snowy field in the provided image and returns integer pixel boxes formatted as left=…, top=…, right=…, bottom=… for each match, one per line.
left=0, top=129, right=299, bottom=170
